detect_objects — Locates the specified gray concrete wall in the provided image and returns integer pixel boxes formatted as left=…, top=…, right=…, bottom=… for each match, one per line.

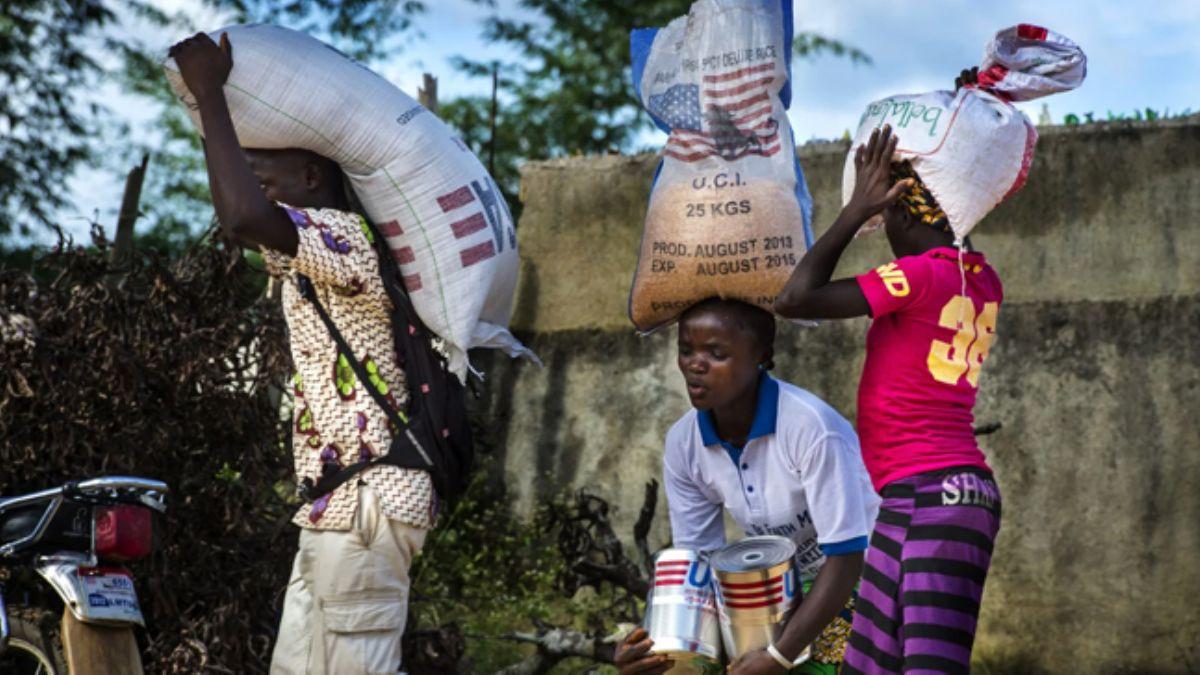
left=479, top=119, right=1200, bottom=673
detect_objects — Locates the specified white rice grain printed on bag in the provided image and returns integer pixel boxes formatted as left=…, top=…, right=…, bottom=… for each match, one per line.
left=628, top=0, right=814, bottom=333
left=163, top=25, right=537, bottom=380
left=842, top=24, right=1087, bottom=242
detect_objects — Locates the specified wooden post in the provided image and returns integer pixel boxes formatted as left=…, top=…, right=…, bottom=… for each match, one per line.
left=418, top=72, right=438, bottom=113
left=489, top=62, right=499, bottom=178
left=111, top=154, right=149, bottom=269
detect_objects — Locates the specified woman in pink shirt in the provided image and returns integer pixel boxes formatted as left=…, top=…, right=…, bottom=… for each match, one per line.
left=774, top=116, right=1003, bottom=674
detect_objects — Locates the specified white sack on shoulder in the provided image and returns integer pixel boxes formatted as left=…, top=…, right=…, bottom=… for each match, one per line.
left=163, top=24, right=537, bottom=381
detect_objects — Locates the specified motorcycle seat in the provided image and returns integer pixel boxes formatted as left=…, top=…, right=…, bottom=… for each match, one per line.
left=0, top=505, right=44, bottom=545
left=0, top=502, right=92, bottom=553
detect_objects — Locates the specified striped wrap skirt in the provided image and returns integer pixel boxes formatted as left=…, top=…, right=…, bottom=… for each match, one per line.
left=841, top=466, right=1001, bottom=674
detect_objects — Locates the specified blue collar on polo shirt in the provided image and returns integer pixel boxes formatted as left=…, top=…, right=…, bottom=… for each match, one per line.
left=696, top=374, right=780, bottom=466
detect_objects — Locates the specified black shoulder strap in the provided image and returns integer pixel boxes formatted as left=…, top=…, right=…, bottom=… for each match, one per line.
left=294, top=274, right=434, bottom=500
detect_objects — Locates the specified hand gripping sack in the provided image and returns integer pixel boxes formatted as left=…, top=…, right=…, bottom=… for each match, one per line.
left=163, top=25, right=537, bottom=380
left=841, top=24, right=1086, bottom=242
left=629, top=0, right=814, bottom=332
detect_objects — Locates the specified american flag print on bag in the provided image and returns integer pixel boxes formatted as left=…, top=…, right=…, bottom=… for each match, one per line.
left=650, top=61, right=782, bottom=163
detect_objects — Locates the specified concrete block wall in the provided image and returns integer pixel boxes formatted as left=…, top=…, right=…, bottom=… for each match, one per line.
left=477, top=119, right=1200, bottom=673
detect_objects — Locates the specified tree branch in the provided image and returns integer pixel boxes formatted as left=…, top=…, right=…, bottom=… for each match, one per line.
left=486, top=624, right=618, bottom=675
left=633, top=478, right=659, bottom=578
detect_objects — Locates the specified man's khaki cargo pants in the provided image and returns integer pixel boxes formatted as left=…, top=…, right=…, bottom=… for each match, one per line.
left=270, top=487, right=427, bottom=674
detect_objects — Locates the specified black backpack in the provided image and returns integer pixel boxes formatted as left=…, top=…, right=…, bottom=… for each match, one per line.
left=295, top=218, right=474, bottom=507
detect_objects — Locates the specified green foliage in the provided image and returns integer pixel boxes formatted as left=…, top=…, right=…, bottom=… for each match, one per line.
left=105, top=0, right=430, bottom=252
left=3, top=0, right=871, bottom=247
left=1063, top=107, right=1195, bottom=125
left=443, top=0, right=869, bottom=212
left=793, top=30, right=872, bottom=65
left=213, top=0, right=427, bottom=61
left=0, top=1, right=116, bottom=235
left=0, top=0, right=427, bottom=246
left=409, top=479, right=557, bottom=670
left=109, top=24, right=215, bottom=249
left=442, top=0, right=692, bottom=206
left=409, top=470, right=642, bottom=672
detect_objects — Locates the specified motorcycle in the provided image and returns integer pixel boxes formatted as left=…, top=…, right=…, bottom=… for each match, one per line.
left=0, top=476, right=167, bottom=674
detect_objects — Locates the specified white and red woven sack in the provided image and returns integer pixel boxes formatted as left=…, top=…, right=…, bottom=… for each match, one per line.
left=842, top=24, right=1086, bottom=241
left=164, top=25, right=536, bottom=380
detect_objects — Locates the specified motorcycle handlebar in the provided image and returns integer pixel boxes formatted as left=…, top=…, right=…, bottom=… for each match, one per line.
left=0, top=476, right=169, bottom=558
left=72, top=476, right=169, bottom=495
left=0, top=476, right=168, bottom=513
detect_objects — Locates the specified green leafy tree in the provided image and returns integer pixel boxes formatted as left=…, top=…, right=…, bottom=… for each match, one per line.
left=0, top=1, right=118, bottom=236
left=442, top=0, right=869, bottom=211
left=213, top=0, right=427, bottom=61
left=0, top=1, right=426, bottom=244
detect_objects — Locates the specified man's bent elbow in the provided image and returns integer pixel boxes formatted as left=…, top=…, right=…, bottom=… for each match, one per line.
left=221, top=204, right=276, bottom=249
left=221, top=216, right=257, bottom=248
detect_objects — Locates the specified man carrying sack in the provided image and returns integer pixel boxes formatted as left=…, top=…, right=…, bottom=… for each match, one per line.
left=170, top=33, right=437, bottom=674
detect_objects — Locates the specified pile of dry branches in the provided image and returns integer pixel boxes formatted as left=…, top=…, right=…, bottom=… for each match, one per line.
left=0, top=228, right=295, bottom=673
left=1, top=226, right=664, bottom=673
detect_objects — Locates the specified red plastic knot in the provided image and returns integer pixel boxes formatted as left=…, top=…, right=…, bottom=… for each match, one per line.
left=1017, top=24, right=1048, bottom=41
left=421, top=383, right=431, bottom=394
left=975, top=64, right=1015, bottom=101
left=441, top=428, right=450, bottom=438
left=408, top=324, right=417, bottom=335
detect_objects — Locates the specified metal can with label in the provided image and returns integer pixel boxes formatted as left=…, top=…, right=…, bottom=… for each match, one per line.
left=643, top=548, right=723, bottom=673
left=712, top=536, right=808, bottom=663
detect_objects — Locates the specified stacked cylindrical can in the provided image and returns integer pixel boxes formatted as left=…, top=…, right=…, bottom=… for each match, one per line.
left=644, top=548, right=722, bottom=673
left=711, top=536, right=808, bottom=663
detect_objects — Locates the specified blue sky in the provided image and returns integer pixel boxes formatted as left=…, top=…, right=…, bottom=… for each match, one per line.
left=51, top=0, right=1200, bottom=241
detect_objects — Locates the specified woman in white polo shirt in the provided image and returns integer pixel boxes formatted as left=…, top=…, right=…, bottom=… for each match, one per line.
left=616, top=298, right=880, bottom=675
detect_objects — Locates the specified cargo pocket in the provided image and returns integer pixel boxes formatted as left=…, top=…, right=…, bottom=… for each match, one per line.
left=320, top=594, right=406, bottom=674
left=322, top=594, right=405, bottom=633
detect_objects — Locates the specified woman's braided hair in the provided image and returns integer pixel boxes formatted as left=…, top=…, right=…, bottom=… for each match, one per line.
left=891, top=160, right=950, bottom=232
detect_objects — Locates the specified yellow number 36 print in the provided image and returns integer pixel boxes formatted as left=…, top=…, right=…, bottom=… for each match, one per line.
left=926, top=297, right=999, bottom=387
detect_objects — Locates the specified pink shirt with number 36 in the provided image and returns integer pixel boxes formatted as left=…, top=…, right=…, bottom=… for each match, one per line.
left=854, top=247, right=1004, bottom=491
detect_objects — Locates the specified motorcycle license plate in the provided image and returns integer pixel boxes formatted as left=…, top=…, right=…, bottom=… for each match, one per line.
left=77, top=568, right=144, bottom=625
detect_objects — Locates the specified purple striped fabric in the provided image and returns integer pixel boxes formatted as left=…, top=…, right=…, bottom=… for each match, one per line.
left=842, top=467, right=1001, bottom=675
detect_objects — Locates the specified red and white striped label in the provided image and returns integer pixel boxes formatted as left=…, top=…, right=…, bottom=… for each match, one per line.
left=718, top=574, right=785, bottom=610
left=654, top=559, right=692, bottom=587
left=435, top=180, right=507, bottom=270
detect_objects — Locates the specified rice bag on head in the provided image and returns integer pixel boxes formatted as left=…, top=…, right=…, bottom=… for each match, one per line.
left=162, top=24, right=537, bottom=381
left=841, top=24, right=1086, bottom=243
left=628, top=0, right=814, bottom=333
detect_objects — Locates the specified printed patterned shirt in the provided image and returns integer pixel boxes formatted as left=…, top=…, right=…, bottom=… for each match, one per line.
left=854, top=247, right=1004, bottom=491
left=261, top=204, right=436, bottom=531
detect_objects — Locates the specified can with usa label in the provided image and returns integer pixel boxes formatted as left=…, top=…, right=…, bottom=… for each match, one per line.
left=643, top=548, right=722, bottom=673
left=712, top=536, right=808, bottom=663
